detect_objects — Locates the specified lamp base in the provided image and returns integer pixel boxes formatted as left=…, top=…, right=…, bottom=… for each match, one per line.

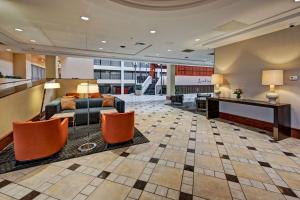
left=266, top=92, right=279, bottom=104
left=78, top=142, right=97, bottom=152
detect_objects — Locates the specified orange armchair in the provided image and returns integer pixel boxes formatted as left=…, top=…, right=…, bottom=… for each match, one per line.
left=101, top=111, right=134, bottom=144
left=13, top=118, right=68, bottom=161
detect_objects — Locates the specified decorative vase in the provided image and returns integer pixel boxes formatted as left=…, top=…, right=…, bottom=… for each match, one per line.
left=236, top=94, right=241, bottom=99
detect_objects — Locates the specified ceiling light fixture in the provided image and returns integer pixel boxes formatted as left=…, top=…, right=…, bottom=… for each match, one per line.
left=6, top=48, right=11, bottom=51
left=98, top=47, right=103, bottom=50
left=15, top=28, right=23, bottom=32
left=294, top=0, right=300, bottom=2
left=30, top=39, right=36, bottom=43
left=195, top=38, right=200, bottom=42
left=167, top=49, right=172, bottom=52
left=150, top=30, right=157, bottom=34
left=101, top=40, right=107, bottom=43
left=80, top=16, right=89, bottom=21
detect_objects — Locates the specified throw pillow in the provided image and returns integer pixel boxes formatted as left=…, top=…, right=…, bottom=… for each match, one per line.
left=66, top=92, right=80, bottom=98
left=61, top=97, right=76, bottom=110
left=102, top=95, right=115, bottom=107
left=89, top=92, right=101, bottom=98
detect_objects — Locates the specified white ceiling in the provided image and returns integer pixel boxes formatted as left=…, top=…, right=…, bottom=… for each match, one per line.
left=0, top=0, right=300, bottom=65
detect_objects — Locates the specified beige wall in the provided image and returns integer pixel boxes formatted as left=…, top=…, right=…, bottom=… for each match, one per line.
left=0, top=84, right=56, bottom=139
left=215, top=25, right=300, bottom=129
left=61, top=57, right=94, bottom=79
left=56, top=79, right=97, bottom=97
left=0, top=51, right=13, bottom=76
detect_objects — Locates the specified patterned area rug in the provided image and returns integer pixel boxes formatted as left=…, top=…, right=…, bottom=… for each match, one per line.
left=0, top=124, right=149, bottom=174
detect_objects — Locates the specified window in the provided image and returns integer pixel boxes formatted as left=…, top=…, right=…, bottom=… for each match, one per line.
left=31, top=64, right=45, bottom=80
left=94, top=59, right=101, bottom=65
left=124, top=71, right=134, bottom=80
left=124, top=61, right=133, bottom=67
left=100, top=60, right=110, bottom=66
left=110, top=60, right=121, bottom=67
left=110, top=71, right=121, bottom=79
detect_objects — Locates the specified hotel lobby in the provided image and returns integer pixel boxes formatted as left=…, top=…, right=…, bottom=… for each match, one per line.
left=1, top=0, right=300, bottom=200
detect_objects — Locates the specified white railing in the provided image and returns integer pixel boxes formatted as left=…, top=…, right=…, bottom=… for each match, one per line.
left=0, top=78, right=32, bottom=90
left=141, top=76, right=152, bottom=94
left=155, top=76, right=167, bottom=95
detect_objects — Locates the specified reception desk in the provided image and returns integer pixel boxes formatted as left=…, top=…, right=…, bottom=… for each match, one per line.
left=206, top=97, right=291, bottom=140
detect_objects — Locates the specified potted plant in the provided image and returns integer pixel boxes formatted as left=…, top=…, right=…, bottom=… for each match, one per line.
left=233, top=89, right=243, bottom=99
left=135, top=84, right=142, bottom=96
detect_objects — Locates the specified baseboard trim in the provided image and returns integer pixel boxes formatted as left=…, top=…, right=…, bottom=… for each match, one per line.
left=219, top=112, right=300, bottom=139
left=292, top=128, right=300, bottom=139
left=219, top=112, right=274, bottom=132
left=0, top=133, right=13, bottom=151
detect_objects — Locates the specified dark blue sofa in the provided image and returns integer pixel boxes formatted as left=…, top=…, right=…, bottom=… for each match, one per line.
left=45, top=97, right=125, bottom=125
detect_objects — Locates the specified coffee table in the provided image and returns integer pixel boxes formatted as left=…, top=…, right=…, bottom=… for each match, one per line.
left=51, top=112, right=76, bottom=133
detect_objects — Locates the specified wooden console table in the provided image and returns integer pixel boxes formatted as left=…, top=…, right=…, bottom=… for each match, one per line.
left=206, top=97, right=291, bottom=140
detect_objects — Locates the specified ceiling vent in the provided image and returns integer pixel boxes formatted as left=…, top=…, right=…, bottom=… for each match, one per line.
left=214, top=20, right=248, bottom=33
left=182, top=49, right=195, bottom=53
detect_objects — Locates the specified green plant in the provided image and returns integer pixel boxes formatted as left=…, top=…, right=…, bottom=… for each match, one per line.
left=135, top=84, right=142, bottom=90
left=4, top=75, right=22, bottom=79
left=233, top=88, right=243, bottom=99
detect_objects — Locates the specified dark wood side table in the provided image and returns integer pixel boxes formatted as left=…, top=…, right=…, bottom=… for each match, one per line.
left=206, top=97, right=291, bottom=140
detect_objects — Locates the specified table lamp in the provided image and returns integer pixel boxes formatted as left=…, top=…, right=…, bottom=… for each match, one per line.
left=211, top=74, right=223, bottom=98
left=77, top=82, right=99, bottom=152
left=40, top=82, right=60, bottom=119
left=262, top=70, right=283, bottom=104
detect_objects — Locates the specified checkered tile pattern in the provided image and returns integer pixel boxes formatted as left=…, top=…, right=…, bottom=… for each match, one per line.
left=0, top=100, right=300, bottom=200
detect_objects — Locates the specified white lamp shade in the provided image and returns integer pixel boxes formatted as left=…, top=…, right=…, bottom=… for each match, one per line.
left=211, top=74, right=223, bottom=85
left=262, top=70, right=283, bottom=86
left=44, top=82, right=60, bottom=89
left=77, top=83, right=99, bottom=94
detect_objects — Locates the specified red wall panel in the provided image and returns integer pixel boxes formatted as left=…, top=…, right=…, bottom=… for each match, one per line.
left=175, top=65, right=214, bottom=76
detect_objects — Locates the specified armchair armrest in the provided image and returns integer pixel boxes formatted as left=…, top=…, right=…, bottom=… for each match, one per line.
left=114, top=97, right=125, bottom=113
left=59, top=118, right=69, bottom=144
left=45, top=99, right=62, bottom=119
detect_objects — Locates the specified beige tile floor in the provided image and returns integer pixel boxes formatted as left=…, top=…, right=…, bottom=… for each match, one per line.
left=1, top=100, right=300, bottom=200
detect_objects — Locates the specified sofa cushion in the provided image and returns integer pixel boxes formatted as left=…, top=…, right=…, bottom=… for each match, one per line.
left=61, top=97, right=76, bottom=110
left=102, top=95, right=115, bottom=107
left=75, top=98, right=103, bottom=109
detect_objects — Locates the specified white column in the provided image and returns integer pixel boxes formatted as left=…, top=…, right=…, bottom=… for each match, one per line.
left=167, top=64, right=176, bottom=99
left=121, top=61, right=125, bottom=94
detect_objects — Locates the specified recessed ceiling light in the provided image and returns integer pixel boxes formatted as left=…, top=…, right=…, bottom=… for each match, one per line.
left=80, top=16, right=89, bottom=21
left=30, top=39, right=36, bottom=43
left=167, top=49, right=172, bottom=52
left=6, top=48, right=11, bottom=51
left=150, top=30, right=157, bottom=34
left=195, top=38, right=200, bottom=42
left=98, top=47, right=103, bottom=50
left=15, top=28, right=23, bottom=32
left=101, top=40, right=107, bottom=43
left=294, top=0, right=300, bottom=2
